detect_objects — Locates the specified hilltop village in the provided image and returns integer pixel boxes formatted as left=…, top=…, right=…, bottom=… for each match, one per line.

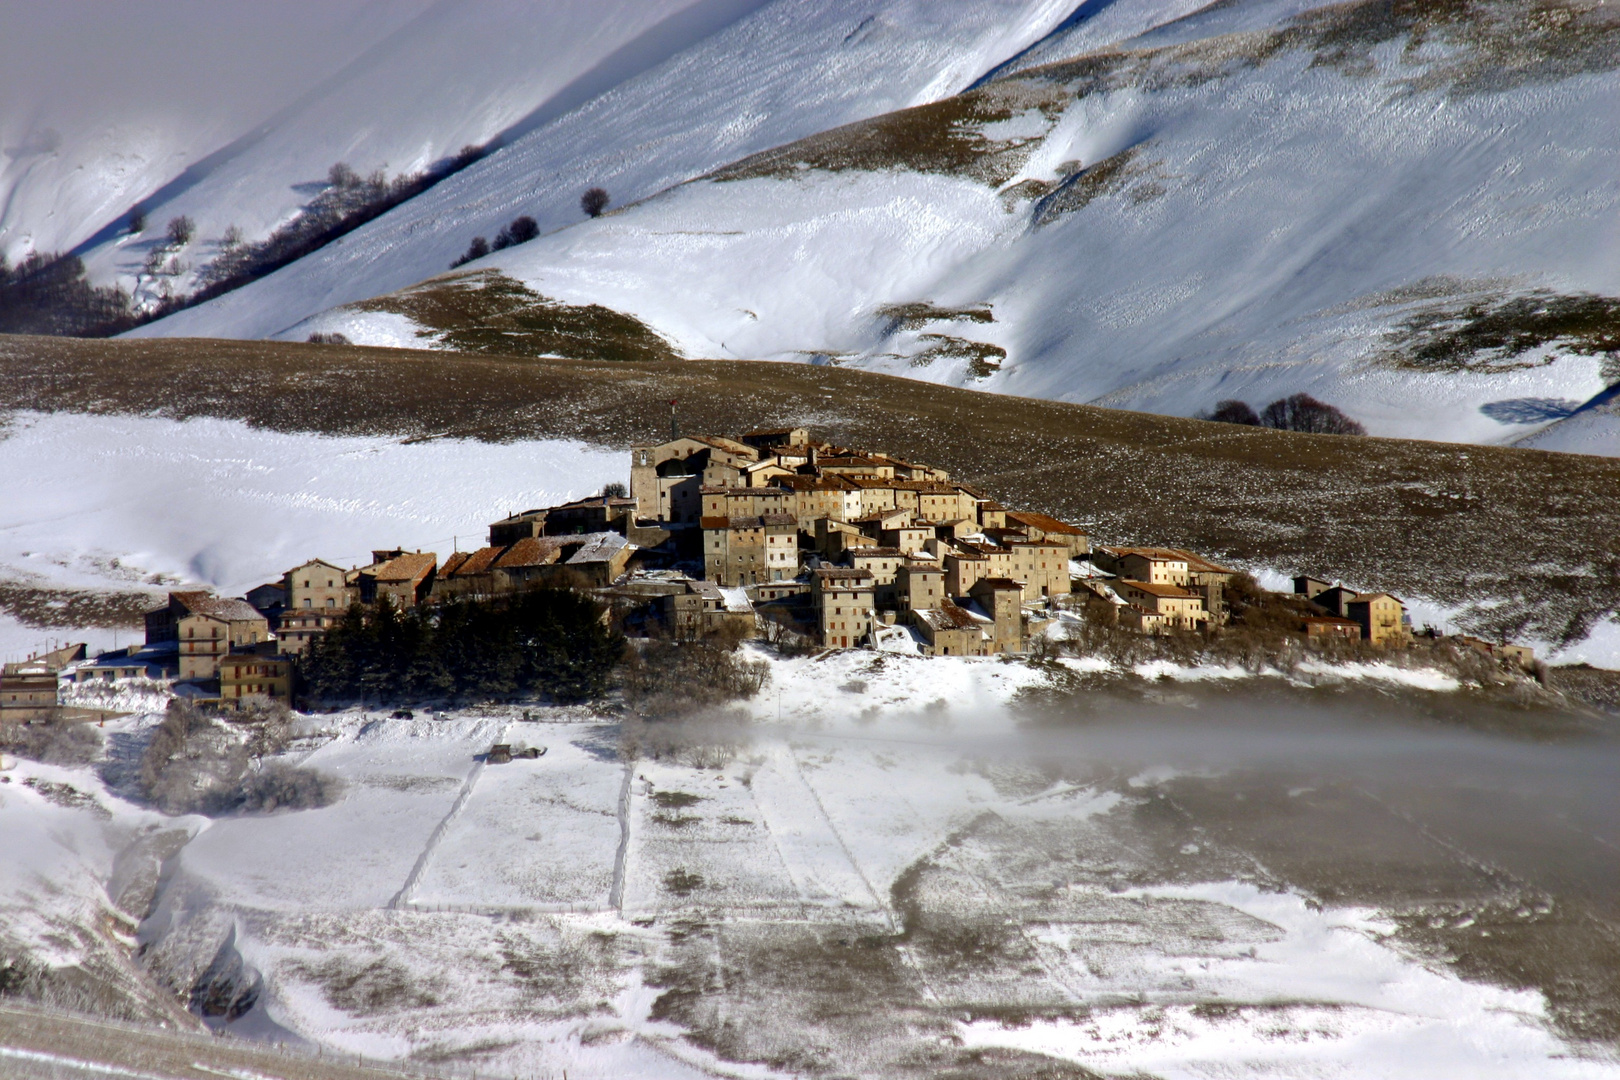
left=5, top=425, right=1539, bottom=718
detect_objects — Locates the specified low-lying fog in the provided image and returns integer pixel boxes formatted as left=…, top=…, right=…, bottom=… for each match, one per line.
left=7, top=650, right=1618, bottom=1079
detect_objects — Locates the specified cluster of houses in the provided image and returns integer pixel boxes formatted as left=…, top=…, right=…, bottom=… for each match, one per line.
left=2, top=424, right=1541, bottom=719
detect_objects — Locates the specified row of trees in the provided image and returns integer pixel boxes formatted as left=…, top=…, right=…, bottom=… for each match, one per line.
left=1206, top=393, right=1367, bottom=435
left=450, top=214, right=539, bottom=268
left=0, top=250, right=135, bottom=337
left=447, top=187, right=610, bottom=268
left=298, top=588, right=625, bottom=705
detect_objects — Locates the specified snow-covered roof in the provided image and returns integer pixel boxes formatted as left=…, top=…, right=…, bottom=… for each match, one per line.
left=564, top=532, right=632, bottom=565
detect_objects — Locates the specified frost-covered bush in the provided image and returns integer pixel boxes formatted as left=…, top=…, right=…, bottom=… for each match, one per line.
left=137, top=700, right=339, bottom=815
left=0, top=713, right=103, bottom=766
left=235, top=761, right=343, bottom=813
left=620, top=637, right=769, bottom=722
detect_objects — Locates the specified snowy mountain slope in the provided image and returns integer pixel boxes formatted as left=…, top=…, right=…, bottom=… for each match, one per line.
left=8, top=0, right=756, bottom=289
left=0, top=1, right=434, bottom=261
left=291, top=0, right=1620, bottom=452
left=123, top=0, right=1175, bottom=342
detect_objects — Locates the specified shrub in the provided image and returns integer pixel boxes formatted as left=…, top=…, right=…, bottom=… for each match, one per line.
left=219, top=224, right=243, bottom=251
left=601, top=481, right=628, bottom=498
left=128, top=208, right=146, bottom=234
left=136, top=700, right=339, bottom=815
left=492, top=215, right=539, bottom=251
left=0, top=712, right=103, bottom=766
left=165, top=215, right=195, bottom=247
left=450, top=236, right=489, bottom=268
left=1260, top=393, right=1366, bottom=435
left=581, top=187, right=610, bottom=218
left=1209, top=399, right=1260, bottom=425
left=306, top=331, right=351, bottom=345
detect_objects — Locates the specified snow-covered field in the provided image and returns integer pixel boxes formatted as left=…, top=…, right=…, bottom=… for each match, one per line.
left=4, top=650, right=1618, bottom=1078
left=0, top=410, right=620, bottom=662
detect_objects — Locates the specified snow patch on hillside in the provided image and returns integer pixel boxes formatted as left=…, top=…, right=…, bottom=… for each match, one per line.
left=0, top=409, right=621, bottom=608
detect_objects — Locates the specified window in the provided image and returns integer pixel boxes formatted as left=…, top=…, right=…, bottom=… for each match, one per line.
left=326, top=598, right=335, bottom=608
left=303, top=598, right=312, bottom=609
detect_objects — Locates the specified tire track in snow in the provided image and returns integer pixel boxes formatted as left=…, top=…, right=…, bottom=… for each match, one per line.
left=609, top=758, right=634, bottom=913
left=387, top=724, right=504, bottom=910
left=778, top=743, right=894, bottom=929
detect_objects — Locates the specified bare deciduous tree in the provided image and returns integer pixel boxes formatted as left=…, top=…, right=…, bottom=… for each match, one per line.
left=581, top=187, right=610, bottom=218
left=1209, top=399, right=1261, bottom=425
left=1260, top=393, right=1366, bottom=435
left=328, top=162, right=360, bottom=189
left=165, top=215, right=195, bottom=247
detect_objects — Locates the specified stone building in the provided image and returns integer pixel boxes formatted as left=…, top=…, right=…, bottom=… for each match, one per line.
left=1111, top=580, right=1208, bottom=631
left=278, top=558, right=352, bottom=654
left=142, top=593, right=271, bottom=681
left=812, top=568, right=874, bottom=648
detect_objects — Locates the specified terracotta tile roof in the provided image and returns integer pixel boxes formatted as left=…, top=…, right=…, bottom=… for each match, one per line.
left=1113, top=547, right=1190, bottom=562
left=1164, top=549, right=1235, bottom=575
left=849, top=547, right=904, bottom=558
left=973, top=577, right=1024, bottom=590
left=700, top=516, right=731, bottom=529
left=760, top=513, right=798, bottom=526
left=375, top=552, right=436, bottom=583
left=814, top=568, right=873, bottom=582
left=492, top=538, right=565, bottom=569
left=447, top=546, right=498, bottom=575
left=918, top=601, right=981, bottom=631
left=1004, top=511, right=1087, bottom=536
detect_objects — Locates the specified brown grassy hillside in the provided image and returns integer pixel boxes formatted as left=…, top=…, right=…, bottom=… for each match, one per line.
left=0, top=333, right=1615, bottom=647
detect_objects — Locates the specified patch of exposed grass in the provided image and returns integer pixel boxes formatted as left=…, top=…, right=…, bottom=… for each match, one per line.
left=286, top=955, right=441, bottom=1015
left=709, top=82, right=1066, bottom=187
left=1026, top=0, right=1620, bottom=97
left=1032, top=147, right=1155, bottom=224
left=0, top=580, right=154, bottom=630
left=1383, top=290, right=1620, bottom=377
left=876, top=301, right=995, bottom=331
left=663, top=868, right=704, bottom=895
left=908, top=334, right=1007, bottom=378
left=351, top=270, right=680, bottom=362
